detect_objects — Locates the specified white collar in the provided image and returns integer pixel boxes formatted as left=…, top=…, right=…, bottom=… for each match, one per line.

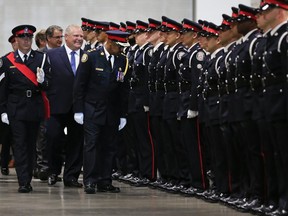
left=242, top=28, right=258, bottom=42
left=65, top=44, right=80, bottom=56
left=18, top=49, right=32, bottom=59
left=153, top=42, right=164, bottom=52
left=210, top=47, right=223, bottom=59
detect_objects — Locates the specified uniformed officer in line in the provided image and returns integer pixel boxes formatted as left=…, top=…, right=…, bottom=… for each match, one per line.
left=148, top=17, right=171, bottom=189
left=217, top=13, right=242, bottom=201
left=73, top=30, right=130, bottom=194
left=126, top=20, right=156, bottom=186
left=175, top=19, right=207, bottom=195
left=0, top=25, right=51, bottom=193
left=224, top=4, right=263, bottom=210
left=94, top=21, right=110, bottom=44
left=159, top=17, right=190, bottom=192
left=118, top=21, right=140, bottom=183
left=146, top=18, right=168, bottom=189
left=81, top=18, right=100, bottom=51
left=248, top=5, right=279, bottom=215
left=191, top=21, right=224, bottom=199
left=259, top=1, right=288, bottom=215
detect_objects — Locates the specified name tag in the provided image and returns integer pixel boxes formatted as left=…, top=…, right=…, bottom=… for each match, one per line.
left=95, top=68, right=104, bottom=71
left=9, top=66, right=16, bottom=68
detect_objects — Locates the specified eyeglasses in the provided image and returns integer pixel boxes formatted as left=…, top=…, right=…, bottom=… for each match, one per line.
left=51, top=35, right=64, bottom=39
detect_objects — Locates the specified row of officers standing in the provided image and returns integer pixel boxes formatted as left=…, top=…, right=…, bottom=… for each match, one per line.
left=0, top=0, right=287, bottom=215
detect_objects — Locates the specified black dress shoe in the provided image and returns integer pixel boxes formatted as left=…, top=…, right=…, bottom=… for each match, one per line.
left=84, top=184, right=96, bottom=194
left=48, top=174, right=58, bottom=186
left=18, top=184, right=33, bottom=193
left=38, top=170, right=48, bottom=181
left=97, top=184, right=120, bottom=193
left=64, top=179, right=83, bottom=188
left=1, top=167, right=9, bottom=175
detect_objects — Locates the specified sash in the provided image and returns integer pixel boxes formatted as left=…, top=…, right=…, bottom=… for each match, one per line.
left=6, top=52, right=50, bottom=119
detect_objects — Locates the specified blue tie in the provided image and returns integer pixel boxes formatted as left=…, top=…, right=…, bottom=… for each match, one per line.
left=70, top=51, right=76, bottom=75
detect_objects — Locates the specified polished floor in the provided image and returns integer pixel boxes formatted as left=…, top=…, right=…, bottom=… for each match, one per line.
left=0, top=169, right=252, bottom=216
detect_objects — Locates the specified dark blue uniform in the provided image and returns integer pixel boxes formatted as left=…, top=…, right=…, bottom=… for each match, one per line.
left=0, top=50, right=50, bottom=188
left=74, top=46, right=128, bottom=187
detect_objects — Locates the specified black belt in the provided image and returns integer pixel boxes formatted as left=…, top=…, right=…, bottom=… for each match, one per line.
left=179, top=81, right=191, bottom=92
left=164, top=82, right=178, bottom=93
left=10, top=89, right=41, bottom=98
left=235, top=78, right=250, bottom=89
left=262, top=75, right=286, bottom=88
left=155, top=82, right=165, bottom=91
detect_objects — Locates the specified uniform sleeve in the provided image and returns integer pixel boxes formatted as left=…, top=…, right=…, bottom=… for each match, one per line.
left=73, top=52, right=93, bottom=113
left=0, top=57, right=9, bottom=114
left=189, top=50, right=205, bottom=111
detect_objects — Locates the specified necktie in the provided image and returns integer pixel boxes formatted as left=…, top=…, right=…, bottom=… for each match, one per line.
left=70, top=51, right=76, bottom=75
left=108, top=55, right=112, bottom=68
left=23, top=54, right=28, bottom=64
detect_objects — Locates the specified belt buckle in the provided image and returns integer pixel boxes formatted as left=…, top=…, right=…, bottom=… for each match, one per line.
left=26, top=90, right=32, bottom=97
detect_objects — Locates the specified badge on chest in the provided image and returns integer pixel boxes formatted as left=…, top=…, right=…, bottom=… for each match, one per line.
left=117, top=67, right=124, bottom=82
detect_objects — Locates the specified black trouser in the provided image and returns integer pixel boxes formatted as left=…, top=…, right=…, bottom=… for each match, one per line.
left=240, top=120, right=264, bottom=198
left=35, top=120, right=49, bottom=172
left=257, top=120, right=278, bottom=204
left=9, top=119, right=40, bottom=186
left=130, top=111, right=156, bottom=180
left=162, top=118, right=185, bottom=183
left=223, top=122, right=248, bottom=197
left=83, top=121, right=117, bottom=186
left=208, top=124, right=229, bottom=194
left=181, top=117, right=207, bottom=189
left=115, top=115, right=139, bottom=175
left=269, top=120, right=288, bottom=210
left=46, top=110, right=83, bottom=182
left=0, top=122, right=12, bottom=168
left=150, top=116, right=167, bottom=179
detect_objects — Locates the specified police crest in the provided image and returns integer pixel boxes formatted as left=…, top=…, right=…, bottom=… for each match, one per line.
left=81, top=53, right=88, bottom=62
left=196, top=51, right=205, bottom=61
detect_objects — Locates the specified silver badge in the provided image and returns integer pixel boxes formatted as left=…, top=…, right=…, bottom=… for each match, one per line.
left=177, top=51, right=185, bottom=60
left=0, top=58, right=3, bottom=68
left=24, top=27, right=29, bottom=33
left=196, top=51, right=205, bottom=62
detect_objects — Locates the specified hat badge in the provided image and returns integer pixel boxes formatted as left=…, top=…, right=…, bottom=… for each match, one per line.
left=24, top=27, right=29, bottom=33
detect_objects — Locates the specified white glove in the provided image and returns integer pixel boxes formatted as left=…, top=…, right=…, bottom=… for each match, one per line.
left=74, top=113, right=84, bottom=125
left=1, top=113, right=9, bottom=125
left=36, top=67, right=45, bottom=84
left=143, top=106, right=149, bottom=112
left=119, top=118, right=127, bottom=131
left=187, top=110, right=198, bottom=119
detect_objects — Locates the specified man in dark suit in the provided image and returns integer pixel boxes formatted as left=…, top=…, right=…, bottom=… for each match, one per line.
left=0, top=25, right=51, bottom=193
left=46, top=24, right=84, bottom=188
left=34, top=25, right=64, bottom=181
left=73, top=30, right=130, bottom=194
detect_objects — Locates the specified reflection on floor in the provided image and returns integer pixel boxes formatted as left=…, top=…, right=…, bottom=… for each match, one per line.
left=0, top=169, right=252, bottom=216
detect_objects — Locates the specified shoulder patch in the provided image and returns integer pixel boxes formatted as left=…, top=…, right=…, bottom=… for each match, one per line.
left=81, top=53, right=88, bottom=63
left=196, top=51, right=205, bottom=62
left=0, top=58, right=3, bottom=68
left=177, top=51, right=185, bottom=60
left=148, top=49, right=153, bottom=57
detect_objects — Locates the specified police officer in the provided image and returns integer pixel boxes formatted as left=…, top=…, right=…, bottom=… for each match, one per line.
left=127, top=20, right=156, bottom=186
left=74, top=30, right=130, bottom=194
left=146, top=18, right=167, bottom=188
left=0, top=25, right=51, bottom=193
left=260, top=1, right=288, bottom=215
left=177, top=19, right=207, bottom=194
left=81, top=18, right=101, bottom=51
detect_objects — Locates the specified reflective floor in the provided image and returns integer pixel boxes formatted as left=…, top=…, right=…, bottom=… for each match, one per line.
left=0, top=169, right=252, bottom=216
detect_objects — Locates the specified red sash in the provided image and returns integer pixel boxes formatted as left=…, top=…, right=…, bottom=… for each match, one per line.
left=6, top=52, right=50, bottom=119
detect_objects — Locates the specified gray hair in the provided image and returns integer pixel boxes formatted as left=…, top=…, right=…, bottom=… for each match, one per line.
left=46, top=25, right=63, bottom=39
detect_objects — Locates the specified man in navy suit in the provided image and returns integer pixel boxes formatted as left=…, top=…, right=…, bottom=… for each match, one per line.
left=73, top=30, right=130, bottom=194
left=46, top=24, right=84, bottom=188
